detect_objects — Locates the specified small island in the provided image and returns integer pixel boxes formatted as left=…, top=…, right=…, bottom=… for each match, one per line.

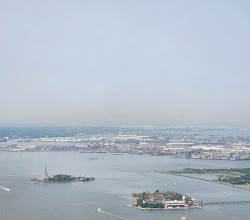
left=158, top=168, right=250, bottom=190
left=129, top=190, right=202, bottom=210
left=31, top=166, right=95, bottom=182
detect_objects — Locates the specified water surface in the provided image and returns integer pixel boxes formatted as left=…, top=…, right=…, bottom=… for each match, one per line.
left=0, top=152, right=249, bottom=220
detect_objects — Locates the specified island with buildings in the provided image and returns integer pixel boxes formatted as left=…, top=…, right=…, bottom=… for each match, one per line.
left=129, top=191, right=202, bottom=210
left=31, top=167, right=95, bottom=182
left=158, top=168, right=250, bottom=190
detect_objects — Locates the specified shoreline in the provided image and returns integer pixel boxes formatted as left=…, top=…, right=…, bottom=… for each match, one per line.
left=126, top=204, right=201, bottom=210
left=32, top=180, right=92, bottom=183
left=126, top=205, right=163, bottom=210
left=31, top=178, right=95, bottom=183
left=157, top=172, right=250, bottom=191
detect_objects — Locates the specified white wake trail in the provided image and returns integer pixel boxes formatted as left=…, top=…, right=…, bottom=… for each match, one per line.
left=0, top=185, right=11, bottom=192
left=97, top=209, right=129, bottom=219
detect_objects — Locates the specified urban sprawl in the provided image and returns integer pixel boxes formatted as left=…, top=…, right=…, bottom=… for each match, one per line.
left=1, top=127, right=250, bottom=161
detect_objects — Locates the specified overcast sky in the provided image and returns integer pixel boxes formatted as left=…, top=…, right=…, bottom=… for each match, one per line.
left=1, top=0, right=250, bottom=126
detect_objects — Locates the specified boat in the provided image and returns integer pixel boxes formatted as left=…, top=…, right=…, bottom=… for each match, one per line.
left=97, top=208, right=102, bottom=212
left=180, top=217, right=187, bottom=220
left=0, top=187, right=10, bottom=192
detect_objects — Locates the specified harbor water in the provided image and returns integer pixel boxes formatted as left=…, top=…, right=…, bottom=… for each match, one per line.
left=0, top=152, right=249, bottom=220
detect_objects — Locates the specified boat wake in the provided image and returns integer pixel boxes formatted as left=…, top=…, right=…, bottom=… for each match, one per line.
left=0, top=185, right=11, bottom=192
left=97, top=208, right=129, bottom=219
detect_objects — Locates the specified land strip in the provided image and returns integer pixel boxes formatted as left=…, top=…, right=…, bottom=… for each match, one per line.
left=157, top=168, right=250, bottom=191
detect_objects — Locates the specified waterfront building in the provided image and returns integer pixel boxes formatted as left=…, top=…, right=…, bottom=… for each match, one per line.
left=165, top=200, right=186, bottom=209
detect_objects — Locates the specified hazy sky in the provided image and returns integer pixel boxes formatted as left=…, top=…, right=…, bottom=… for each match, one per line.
left=1, top=0, right=250, bottom=125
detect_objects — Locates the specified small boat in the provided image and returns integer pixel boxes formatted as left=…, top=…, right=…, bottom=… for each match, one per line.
left=1, top=187, right=10, bottom=192
left=180, top=217, right=187, bottom=220
left=97, top=208, right=102, bottom=212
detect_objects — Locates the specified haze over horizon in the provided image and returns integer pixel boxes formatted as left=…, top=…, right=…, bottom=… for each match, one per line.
left=1, top=0, right=250, bottom=126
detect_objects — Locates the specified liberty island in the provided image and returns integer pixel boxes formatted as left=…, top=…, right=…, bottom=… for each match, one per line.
left=31, top=166, right=95, bottom=182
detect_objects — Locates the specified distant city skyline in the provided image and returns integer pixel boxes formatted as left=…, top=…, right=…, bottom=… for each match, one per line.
left=1, top=0, right=250, bottom=126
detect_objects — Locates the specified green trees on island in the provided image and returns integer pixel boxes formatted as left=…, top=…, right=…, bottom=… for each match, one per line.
left=47, top=174, right=95, bottom=182
left=48, top=174, right=75, bottom=181
left=136, top=199, right=164, bottom=208
left=219, top=171, right=250, bottom=185
left=162, top=191, right=184, bottom=201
